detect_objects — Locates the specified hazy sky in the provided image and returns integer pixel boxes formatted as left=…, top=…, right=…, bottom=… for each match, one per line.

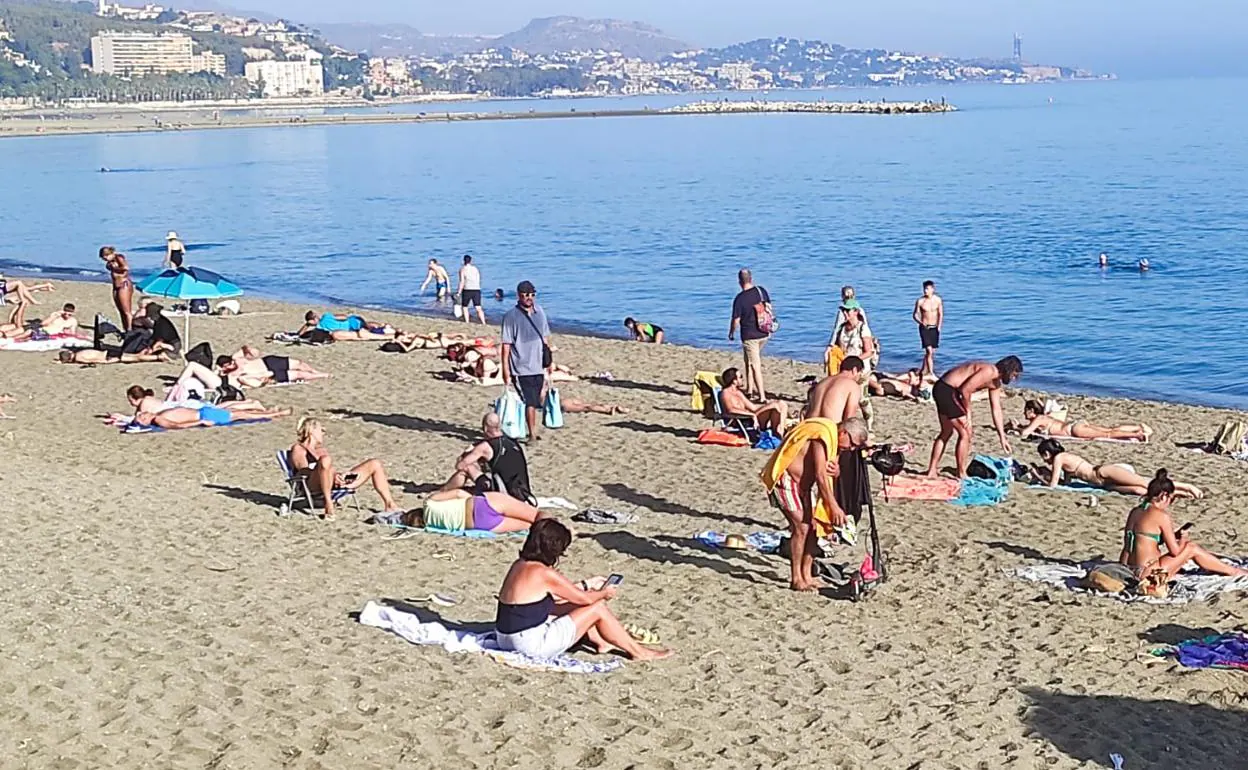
left=235, top=0, right=1246, bottom=77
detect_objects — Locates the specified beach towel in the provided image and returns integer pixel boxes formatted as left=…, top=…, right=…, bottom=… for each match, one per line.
left=760, top=418, right=839, bottom=537
left=695, top=530, right=784, bottom=554
left=951, top=455, right=1012, bottom=506
left=0, top=334, right=90, bottom=352
left=1028, top=481, right=1111, bottom=495
left=358, top=601, right=623, bottom=674
left=881, top=474, right=961, bottom=502
left=116, top=416, right=271, bottom=434
left=1010, top=559, right=1248, bottom=604
left=1151, top=633, right=1248, bottom=670
left=535, top=497, right=578, bottom=511
left=401, top=525, right=525, bottom=540
left=690, top=371, right=721, bottom=411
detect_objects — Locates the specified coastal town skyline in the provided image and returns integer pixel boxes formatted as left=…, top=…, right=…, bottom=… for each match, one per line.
left=212, top=0, right=1245, bottom=78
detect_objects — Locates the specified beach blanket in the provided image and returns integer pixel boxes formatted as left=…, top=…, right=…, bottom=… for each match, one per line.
left=950, top=455, right=1012, bottom=507
left=1151, top=633, right=1248, bottom=670
left=1028, top=481, right=1111, bottom=495
left=695, top=530, right=784, bottom=554
left=0, top=334, right=90, bottom=352
left=1010, top=559, right=1248, bottom=604
left=116, top=416, right=272, bottom=434
left=535, top=497, right=579, bottom=511
left=381, top=523, right=525, bottom=540
left=358, top=600, right=623, bottom=674
left=881, top=474, right=960, bottom=502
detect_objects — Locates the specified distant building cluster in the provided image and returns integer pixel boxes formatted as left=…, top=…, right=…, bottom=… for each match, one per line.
left=245, top=52, right=325, bottom=98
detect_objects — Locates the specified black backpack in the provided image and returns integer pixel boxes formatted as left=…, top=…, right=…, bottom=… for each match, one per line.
left=487, top=436, right=535, bottom=505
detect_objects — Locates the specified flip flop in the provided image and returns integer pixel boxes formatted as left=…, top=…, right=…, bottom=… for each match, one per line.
left=624, top=624, right=661, bottom=645
left=407, top=593, right=458, bottom=607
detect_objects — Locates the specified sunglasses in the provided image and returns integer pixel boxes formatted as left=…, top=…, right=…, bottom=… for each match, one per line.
left=520, top=291, right=536, bottom=297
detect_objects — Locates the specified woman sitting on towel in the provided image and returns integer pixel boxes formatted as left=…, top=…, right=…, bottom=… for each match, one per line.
left=1119, top=469, right=1246, bottom=579
left=289, top=417, right=401, bottom=520
left=494, top=518, right=673, bottom=661
left=719, top=367, right=787, bottom=432
left=1019, top=400, right=1152, bottom=442
left=403, top=486, right=545, bottom=534
left=1036, top=438, right=1203, bottom=498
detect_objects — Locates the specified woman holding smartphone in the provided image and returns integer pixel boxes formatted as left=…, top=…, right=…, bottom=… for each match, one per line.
left=495, top=519, right=672, bottom=661
left=1119, top=469, right=1247, bottom=582
left=289, top=417, right=401, bottom=520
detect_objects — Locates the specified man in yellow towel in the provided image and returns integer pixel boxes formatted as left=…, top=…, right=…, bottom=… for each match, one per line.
left=761, top=416, right=869, bottom=591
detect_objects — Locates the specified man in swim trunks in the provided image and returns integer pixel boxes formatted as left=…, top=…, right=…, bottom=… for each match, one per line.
left=925, top=356, right=1023, bottom=479
left=220, top=347, right=330, bottom=387
left=59, top=348, right=169, bottom=365
left=457, top=255, right=486, bottom=325
left=420, top=259, right=451, bottom=301
left=806, top=356, right=865, bottom=424
left=912, top=280, right=943, bottom=378
left=623, top=317, right=664, bottom=343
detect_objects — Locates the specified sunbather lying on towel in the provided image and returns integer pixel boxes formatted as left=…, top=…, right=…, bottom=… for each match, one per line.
left=562, top=397, right=627, bottom=415
left=869, top=368, right=930, bottom=401
left=126, top=385, right=288, bottom=425
left=1017, top=399, right=1152, bottom=442
left=219, top=346, right=330, bottom=387
left=456, top=355, right=577, bottom=386
left=289, top=417, right=401, bottom=519
left=1120, top=469, right=1246, bottom=581
left=720, top=367, right=787, bottom=432
left=390, top=332, right=494, bottom=352
left=1035, top=438, right=1203, bottom=498
left=60, top=348, right=169, bottom=365
left=404, top=488, right=546, bottom=534
left=494, top=518, right=672, bottom=661
left=297, top=311, right=399, bottom=341
left=0, top=277, right=53, bottom=310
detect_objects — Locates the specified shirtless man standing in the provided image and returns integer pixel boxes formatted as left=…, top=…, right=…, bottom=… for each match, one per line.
left=912, top=280, right=943, bottom=378
left=420, top=259, right=451, bottom=301
left=925, top=356, right=1023, bottom=479
left=806, top=355, right=865, bottom=423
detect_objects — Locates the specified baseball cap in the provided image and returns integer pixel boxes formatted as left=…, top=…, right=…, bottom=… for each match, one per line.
left=841, top=298, right=862, bottom=311
left=517, top=280, right=537, bottom=295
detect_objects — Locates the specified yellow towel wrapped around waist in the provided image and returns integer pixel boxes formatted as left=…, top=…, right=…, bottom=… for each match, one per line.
left=760, top=418, right=840, bottom=537
left=691, top=371, right=722, bottom=411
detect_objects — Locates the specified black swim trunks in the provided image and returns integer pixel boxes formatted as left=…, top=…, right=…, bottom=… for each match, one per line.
left=516, top=374, right=545, bottom=409
left=932, top=380, right=966, bottom=420
left=262, top=355, right=291, bottom=384
left=461, top=289, right=483, bottom=308
left=920, top=325, right=940, bottom=349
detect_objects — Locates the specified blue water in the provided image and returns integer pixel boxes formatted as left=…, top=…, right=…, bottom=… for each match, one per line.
left=2, top=79, right=1247, bottom=408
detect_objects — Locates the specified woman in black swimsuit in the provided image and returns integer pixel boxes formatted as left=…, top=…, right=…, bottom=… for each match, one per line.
left=100, top=246, right=133, bottom=331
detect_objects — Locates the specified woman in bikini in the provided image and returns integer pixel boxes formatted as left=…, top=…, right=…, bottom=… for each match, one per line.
left=1019, top=400, right=1151, bottom=442
left=289, top=417, right=400, bottom=520
left=1119, top=469, right=1246, bottom=579
left=100, top=246, right=134, bottom=331
left=1036, top=438, right=1203, bottom=498
left=404, top=487, right=546, bottom=534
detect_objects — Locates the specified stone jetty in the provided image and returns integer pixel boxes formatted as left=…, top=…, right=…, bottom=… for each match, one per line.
left=666, top=99, right=956, bottom=115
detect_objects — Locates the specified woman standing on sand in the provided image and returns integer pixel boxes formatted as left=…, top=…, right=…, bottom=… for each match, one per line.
left=100, top=246, right=133, bottom=331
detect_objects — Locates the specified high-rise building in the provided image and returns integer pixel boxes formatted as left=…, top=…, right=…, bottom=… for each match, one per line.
left=90, top=32, right=226, bottom=76
left=244, top=52, right=325, bottom=98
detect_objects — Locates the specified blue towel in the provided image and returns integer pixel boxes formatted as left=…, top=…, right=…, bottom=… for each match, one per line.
left=423, top=526, right=526, bottom=539
left=695, top=530, right=784, bottom=554
left=951, top=455, right=1012, bottom=506
left=1029, top=482, right=1110, bottom=495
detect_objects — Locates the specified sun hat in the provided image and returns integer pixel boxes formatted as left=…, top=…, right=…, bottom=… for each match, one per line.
left=723, top=534, right=748, bottom=550
left=166, top=231, right=179, bottom=240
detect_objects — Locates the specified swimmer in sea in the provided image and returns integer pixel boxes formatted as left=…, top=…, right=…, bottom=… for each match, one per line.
left=1138, top=258, right=1150, bottom=272
left=1098, top=253, right=1108, bottom=268
left=494, top=289, right=505, bottom=302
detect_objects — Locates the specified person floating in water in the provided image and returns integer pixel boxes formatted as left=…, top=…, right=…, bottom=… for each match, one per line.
left=1138, top=258, right=1150, bottom=272
left=623, top=317, right=664, bottom=343
left=1098, top=253, right=1109, bottom=268
left=165, top=232, right=185, bottom=268
left=494, top=289, right=505, bottom=302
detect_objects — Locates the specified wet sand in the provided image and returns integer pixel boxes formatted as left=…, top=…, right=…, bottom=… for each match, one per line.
left=2, top=280, right=1246, bottom=769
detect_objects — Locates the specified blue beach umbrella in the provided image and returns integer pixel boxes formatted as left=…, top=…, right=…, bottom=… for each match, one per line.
left=136, top=266, right=244, bottom=344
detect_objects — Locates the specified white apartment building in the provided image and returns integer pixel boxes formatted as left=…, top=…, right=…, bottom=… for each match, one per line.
left=90, top=31, right=227, bottom=76
left=244, top=53, right=324, bottom=97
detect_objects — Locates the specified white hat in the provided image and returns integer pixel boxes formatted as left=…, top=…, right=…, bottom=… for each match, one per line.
left=166, top=231, right=179, bottom=241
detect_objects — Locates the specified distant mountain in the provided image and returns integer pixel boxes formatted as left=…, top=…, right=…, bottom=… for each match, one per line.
left=492, top=16, right=691, bottom=59
left=313, top=21, right=492, bottom=57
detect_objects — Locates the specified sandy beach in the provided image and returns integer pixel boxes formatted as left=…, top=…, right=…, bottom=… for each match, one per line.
left=2, top=280, right=1247, bottom=769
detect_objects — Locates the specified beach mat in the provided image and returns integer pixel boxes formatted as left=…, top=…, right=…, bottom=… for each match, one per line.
left=358, top=600, right=623, bottom=674
left=120, top=418, right=272, bottom=434
left=0, top=334, right=90, bottom=352
left=695, top=530, right=783, bottom=553
left=1010, top=559, right=1248, bottom=604
left=1151, top=633, right=1248, bottom=670
left=1028, top=481, right=1111, bottom=495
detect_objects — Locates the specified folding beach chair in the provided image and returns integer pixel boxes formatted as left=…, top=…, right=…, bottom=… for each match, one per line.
left=276, top=449, right=361, bottom=514
left=694, top=379, right=758, bottom=440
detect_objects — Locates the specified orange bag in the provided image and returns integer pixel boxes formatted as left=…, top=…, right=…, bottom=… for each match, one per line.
left=697, top=429, right=749, bottom=447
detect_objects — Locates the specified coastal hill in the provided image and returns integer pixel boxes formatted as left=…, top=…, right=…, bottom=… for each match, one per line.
left=310, top=22, right=494, bottom=59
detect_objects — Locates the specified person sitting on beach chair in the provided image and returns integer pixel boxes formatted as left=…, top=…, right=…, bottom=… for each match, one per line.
left=719, top=367, right=787, bottom=433
left=1119, top=469, right=1246, bottom=588
left=403, top=487, right=545, bottom=535
left=493, top=518, right=672, bottom=661
left=1017, top=399, right=1152, bottom=442
left=288, top=417, right=401, bottom=520
left=1033, top=438, right=1203, bottom=498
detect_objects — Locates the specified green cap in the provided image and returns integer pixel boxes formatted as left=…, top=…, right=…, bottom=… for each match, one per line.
left=841, top=298, right=862, bottom=311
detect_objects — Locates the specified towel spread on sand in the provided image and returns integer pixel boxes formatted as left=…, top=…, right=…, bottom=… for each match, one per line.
left=760, top=418, right=839, bottom=537
left=1028, top=481, right=1111, bottom=495
left=358, top=601, right=623, bottom=674
left=951, top=455, right=1012, bottom=507
left=695, top=530, right=784, bottom=553
left=0, top=334, right=90, bottom=352
left=882, top=475, right=961, bottom=502
left=1152, top=633, right=1248, bottom=670
left=1011, top=559, right=1248, bottom=604
left=535, top=497, right=579, bottom=511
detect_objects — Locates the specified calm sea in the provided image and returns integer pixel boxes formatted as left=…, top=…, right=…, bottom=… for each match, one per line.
left=2, top=79, right=1246, bottom=409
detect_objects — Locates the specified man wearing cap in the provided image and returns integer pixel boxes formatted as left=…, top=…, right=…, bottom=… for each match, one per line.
left=501, top=281, right=551, bottom=441
left=165, top=232, right=186, bottom=268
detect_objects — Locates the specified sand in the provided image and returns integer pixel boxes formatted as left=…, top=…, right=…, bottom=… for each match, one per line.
left=2, top=280, right=1247, bottom=769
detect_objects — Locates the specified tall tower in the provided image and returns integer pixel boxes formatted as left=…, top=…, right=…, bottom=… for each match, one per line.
left=1013, top=34, right=1023, bottom=62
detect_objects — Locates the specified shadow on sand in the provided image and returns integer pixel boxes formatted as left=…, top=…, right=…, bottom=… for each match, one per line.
left=588, top=531, right=782, bottom=586
left=602, top=483, right=772, bottom=529
left=331, top=408, right=479, bottom=442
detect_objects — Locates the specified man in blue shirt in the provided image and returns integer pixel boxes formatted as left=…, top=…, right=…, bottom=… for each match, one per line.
left=501, top=280, right=551, bottom=441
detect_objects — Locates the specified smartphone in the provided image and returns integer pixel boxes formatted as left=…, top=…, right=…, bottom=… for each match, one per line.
left=1176, top=523, right=1194, bottom=536
left=605, top=574, right=624, bottom=587
left=343, top=473, right=359, bottom=484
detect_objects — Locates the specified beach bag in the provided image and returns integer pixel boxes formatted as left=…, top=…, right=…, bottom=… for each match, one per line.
left=697, top=428, right=748, bottom=447
left=494, top=388, right=528, bottom=440
left=753, top=287, right=777, bottom=335
left=753, top=429, right=781, bottom=450
left=1212, top=420, right=1248, bottom=455
left=189, top=298, right=210, bottom=315
left=543, top=388, right=564, bottom=429
left=1079, top=563, right=1134, bottom=594
left=453, top=300, right=463, bottom=320
left=184, top=341, right=213, bottom=368
left=522, top=310, right=553, bottom=369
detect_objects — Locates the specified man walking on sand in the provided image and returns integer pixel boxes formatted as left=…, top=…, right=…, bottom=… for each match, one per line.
left=913, top=280, right=943, bottom=378
left=728, top=269, right=774, bottom=400
left=501, top=280, right=551, bottom=442
left=926, top=356, right=1023, bottom=479
left=457, top=255, right=485, bottom=324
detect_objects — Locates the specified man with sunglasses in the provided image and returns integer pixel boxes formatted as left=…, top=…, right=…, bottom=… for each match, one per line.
left=501, top=280, right=552, bottom=441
